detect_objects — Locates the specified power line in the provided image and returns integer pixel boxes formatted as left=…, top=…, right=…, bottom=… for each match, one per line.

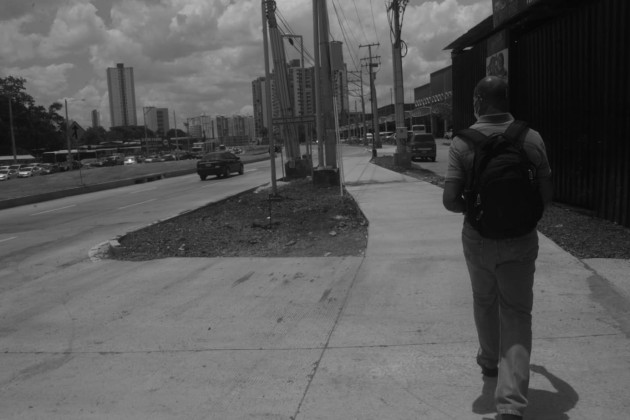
left=330, top=0, right=360, bottom=71
left=352, top=0, right=369, bottom=43
left=369, top=0, right=380, bottom=47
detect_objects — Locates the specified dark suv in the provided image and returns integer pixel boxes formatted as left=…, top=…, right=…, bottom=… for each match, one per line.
left=408, top=133, right=437, bottom=162
left=197, top=151, right=244, bottom=180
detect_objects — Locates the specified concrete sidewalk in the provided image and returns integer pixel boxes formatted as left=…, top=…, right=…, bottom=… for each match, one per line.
left=1, top=152, right=629, bottom=419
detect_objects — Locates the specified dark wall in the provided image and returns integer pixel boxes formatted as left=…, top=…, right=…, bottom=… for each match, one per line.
left=451, top=0, right=630, bottom=227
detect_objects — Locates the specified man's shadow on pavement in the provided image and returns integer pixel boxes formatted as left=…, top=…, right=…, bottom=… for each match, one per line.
left=473, top=364, right=579, bottom=420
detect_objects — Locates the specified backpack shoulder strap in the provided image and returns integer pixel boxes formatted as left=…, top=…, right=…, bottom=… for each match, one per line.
left=454, top=128, right=488, bottom=146
left=503, top=120, right=529, bottom=147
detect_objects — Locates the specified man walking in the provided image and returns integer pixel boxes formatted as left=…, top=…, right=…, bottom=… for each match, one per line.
left=442, top=76, right=553, bottom=419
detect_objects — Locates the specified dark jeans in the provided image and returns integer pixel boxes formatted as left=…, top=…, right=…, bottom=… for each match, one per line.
left=462, top=223, right=539, bottom=417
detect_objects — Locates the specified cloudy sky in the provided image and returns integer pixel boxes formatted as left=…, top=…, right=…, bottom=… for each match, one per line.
left=0, top=0, right=491, bottom=130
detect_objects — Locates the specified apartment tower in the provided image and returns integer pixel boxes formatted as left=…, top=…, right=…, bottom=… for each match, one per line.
left=107, top=63, right=138, bottom=127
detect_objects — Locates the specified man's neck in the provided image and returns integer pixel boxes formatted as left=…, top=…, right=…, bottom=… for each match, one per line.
left=477, top=113, right=513, bottom=123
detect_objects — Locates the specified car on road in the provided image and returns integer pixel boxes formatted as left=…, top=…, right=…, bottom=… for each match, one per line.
left=408, top=133, right=437, bottom=162
left=123, top=156, right=137, bottom=165
left=0, top=169, right=18, bottom=181
left=197, top=151, right=244, bottom=180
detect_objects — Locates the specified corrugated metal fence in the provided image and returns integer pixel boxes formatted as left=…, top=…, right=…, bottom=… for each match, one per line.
left=452, top=0, right=630, bottom=227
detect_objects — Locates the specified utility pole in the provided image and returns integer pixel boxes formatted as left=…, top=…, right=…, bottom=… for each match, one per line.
left=7, top=96, right=17, bottom=163
left=360, top=43, right=380, bottom=158
left=262, top=0, right=277, bottom=194
left=389, top=0, right=411, bottom=167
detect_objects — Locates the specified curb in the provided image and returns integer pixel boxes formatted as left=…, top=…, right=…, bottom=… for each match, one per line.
left=104, top=184, right=267, bottom=260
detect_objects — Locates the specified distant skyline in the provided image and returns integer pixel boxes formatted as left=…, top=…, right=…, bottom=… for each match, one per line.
left=0, top=0, right=492, bottom=129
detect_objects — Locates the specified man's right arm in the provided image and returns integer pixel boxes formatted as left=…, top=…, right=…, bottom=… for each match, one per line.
left=443, top=179, right=466, bottom=213
left=443, top=140, right=467, bottom=213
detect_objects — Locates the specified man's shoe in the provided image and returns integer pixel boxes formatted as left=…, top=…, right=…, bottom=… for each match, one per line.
left=500, top=414, right=522, bottom=420
left=480, top=365, right=498, bottom=377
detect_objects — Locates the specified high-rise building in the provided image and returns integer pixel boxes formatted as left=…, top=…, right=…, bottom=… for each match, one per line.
left=107, top=63, right=138, bottom=127
left=188, top=115, right=214, bottom=139
left=330, top=41, right=349, bottom=115
left=91, top=109, right=100, bottom=128
left=144, top=107, right=170, bottom=137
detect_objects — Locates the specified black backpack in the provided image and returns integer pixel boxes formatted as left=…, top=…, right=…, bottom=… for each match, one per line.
left=456, top=121, right=544, bottom=239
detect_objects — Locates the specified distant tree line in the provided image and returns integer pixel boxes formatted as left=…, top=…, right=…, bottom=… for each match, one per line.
left=0, top=76, right=186, bottom=157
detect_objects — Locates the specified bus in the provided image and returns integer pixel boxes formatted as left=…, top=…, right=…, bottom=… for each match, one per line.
left=42, top=150, right=97, bottom=171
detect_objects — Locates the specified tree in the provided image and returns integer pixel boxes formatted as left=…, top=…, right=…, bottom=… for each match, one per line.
left=0, top=76, right=65, bottom=155
left=83, top=126, right=107, bottom=146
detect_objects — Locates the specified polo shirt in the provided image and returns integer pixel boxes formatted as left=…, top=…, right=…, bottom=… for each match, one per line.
left=445, top=113, right=552, bottom=183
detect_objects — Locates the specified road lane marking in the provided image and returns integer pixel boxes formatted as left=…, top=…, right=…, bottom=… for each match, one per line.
left=0, top=236, right=17, bottom=244
left=30, top=204, right=76, bottom=216
left=117, top=199, right=157, bottom=210
left=128, top=187, right=157, bottom=194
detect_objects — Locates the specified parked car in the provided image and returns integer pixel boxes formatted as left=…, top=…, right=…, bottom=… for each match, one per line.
left=197, top=151, right=244, bottom=180
left=123, top=156, right=137, bottom=165
left=144, top=155, right=165, bottom=163
left=176, top=152, right=197, bottom=160
left=39, top=163, right=59, bottom=174
left=102, top=155, right=124, bottom=166
left=18, top=167, right=36, bottom=177
left=408, top=133, right=437, bottom=162
left=27, top=165, right=44, bottom=175
left=411, top=124, right=427, bottom=134
left=0, top=169, right=18, bottom=181
left=162, top=154, right=176, bottom=161
left=81, top=158, right=102, bottom=168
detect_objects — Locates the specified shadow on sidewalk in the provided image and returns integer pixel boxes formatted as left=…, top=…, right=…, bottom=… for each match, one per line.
left=472, top=364, right=579, bottom=420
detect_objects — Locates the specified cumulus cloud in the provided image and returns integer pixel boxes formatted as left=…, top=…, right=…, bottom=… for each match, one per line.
left=0, top=0, right=492, bottom=129
left=38, top=2, right=106, bottom=59
left=0, top=17, right=40, bottom=63
left=5, top=63, right=75, bottom=101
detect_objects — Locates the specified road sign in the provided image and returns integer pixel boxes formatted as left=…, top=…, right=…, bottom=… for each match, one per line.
left=70, top=121, right=85, bottom=139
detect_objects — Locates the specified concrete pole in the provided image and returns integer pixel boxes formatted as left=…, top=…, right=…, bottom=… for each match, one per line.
left=312, top=0, right=323, bottom=168
left=262, top=0, right=277, bottom=194
left=391, top=0, right=411, bottom=167
left=65, top=99, right=71, bottom=166
left=318, top=0, right=337, bottom=169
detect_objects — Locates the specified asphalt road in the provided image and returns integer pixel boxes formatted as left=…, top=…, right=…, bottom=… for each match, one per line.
left=0, top=157, right=283, bottom=289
